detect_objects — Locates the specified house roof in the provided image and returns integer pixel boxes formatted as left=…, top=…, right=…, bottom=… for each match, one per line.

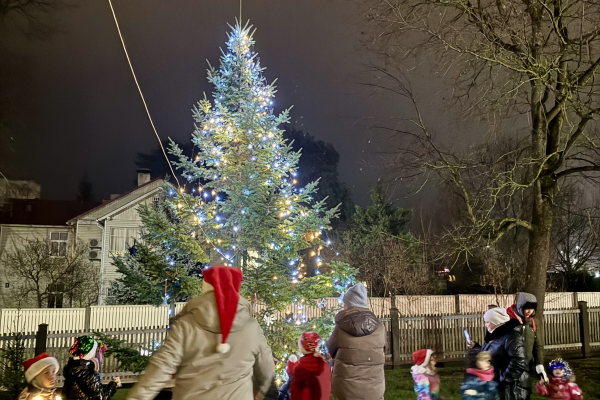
left=66, top=177, right=164, bottom=223
left=0, top=199, right=101, bottom=226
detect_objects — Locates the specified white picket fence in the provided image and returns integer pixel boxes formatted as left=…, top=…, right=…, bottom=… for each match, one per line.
left=1, top=292, right=598, bottom=334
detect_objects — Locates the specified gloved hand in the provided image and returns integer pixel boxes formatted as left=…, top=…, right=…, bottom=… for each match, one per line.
left=536, top=364, right=548, bottom=383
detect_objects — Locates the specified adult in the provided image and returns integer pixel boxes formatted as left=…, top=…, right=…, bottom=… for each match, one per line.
left=62, top=336, right=121, bottom=400
left=19, top=353, right=60, bottom=400
left=507, top=292, right=547, bottom=387
left=326, top=282, right=386, bottom=400
left=128, top=265, right=274, bottom=400
left=469, top=307, right=528, bottom=400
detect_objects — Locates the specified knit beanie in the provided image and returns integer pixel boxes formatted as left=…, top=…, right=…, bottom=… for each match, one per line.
left=484, top=307, right=510, bottom=326
left=298, top=331, right=321, bottom=355
left=202, top=265, right=243, bottom=354
left=23, top=353, right=59, bottom=383
left=515, top=292, right=537, bottom=318
left=341, top=282, right=368, bottom=308
left=70, top=336, right=98, bottom=360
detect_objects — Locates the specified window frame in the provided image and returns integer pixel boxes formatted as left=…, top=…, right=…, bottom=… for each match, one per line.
left=49, top=231, right=69, bottom=257
left=109, top=227, right=140, bottom=255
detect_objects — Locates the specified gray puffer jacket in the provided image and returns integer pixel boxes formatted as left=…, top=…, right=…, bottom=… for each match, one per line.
left=128, top=292, right=274, bottom=400
left=326, top=307, right=386, bottom=400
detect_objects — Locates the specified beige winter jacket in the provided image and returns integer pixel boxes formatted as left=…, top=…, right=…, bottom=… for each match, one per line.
left=326, top=307, right=386, bottom=400
left=127, top=292, right=274, bottom=400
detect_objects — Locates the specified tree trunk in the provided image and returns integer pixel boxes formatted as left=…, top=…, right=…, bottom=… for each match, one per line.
left=524, top=178, right=554, bottom=357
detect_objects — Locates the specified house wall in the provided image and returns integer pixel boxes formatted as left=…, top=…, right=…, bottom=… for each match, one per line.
left=0, top=224, right=74, bottom=307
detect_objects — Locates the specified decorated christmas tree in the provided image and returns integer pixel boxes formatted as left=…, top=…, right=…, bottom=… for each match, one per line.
left=108, top=200, right=205, bottom=305
left=165, top=22, right=356, bottom=377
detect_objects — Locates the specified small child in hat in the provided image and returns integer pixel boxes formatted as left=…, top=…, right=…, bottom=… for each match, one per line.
left=412, top=349, right=441, bottom=400
left=62, top=336, right=121, bottom=400
left=278, top=354, right=299, bottom=400
left=460, top=351, right=498, bottom=400
left=535, top=358, right=583, bottom=400
left=289, top=332, right=331, bottom=400
left=18, top=353, right=60, bottom=400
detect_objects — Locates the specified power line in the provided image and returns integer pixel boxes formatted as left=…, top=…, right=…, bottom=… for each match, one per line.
left=107, top=0, right=180, bottom=187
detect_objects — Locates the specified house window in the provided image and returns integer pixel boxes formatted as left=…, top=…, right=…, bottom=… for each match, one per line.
left=110, top=228, right=140, bottom=254
left=50, top=232, right=69, bottom=257
left=47, top=283, right=64, bottom=308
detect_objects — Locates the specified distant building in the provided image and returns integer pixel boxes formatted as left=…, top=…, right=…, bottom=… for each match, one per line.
left=0, top=172, right=164, bottom=307
left=0, top=180, right=41, bottom=202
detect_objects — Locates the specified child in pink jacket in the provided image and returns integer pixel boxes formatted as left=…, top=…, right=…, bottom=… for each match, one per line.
left=535, top=358, right=583, bottom=400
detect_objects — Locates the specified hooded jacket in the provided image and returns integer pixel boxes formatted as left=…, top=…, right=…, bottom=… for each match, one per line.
left=461, top=368, right=499, bottom=400
left=326, top=307, right=386, bottom=400
left=289, top=354, right=331, bottom=400
left=62, top=359, right=117, bottom=400
left=469, top=319, right=528, bottom=400
left=535, top=377, right=583, bottom=400
left=507, top=293, right=544, bottom=366
left=127, top=292, right=274, bottom=400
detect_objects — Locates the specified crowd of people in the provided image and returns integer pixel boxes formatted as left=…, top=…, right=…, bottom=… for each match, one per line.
left=17, top=265, right=586, bottom=400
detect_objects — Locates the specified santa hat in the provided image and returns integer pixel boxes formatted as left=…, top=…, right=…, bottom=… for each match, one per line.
left=203, top=265, right=243, bottom=354
left=412, top=349, right=434, bottom=367
left=298, top=331, right=321, bottom=355
left=23, top=353, right=59, bottom=383
left=70, top=336, right=98, bottom=360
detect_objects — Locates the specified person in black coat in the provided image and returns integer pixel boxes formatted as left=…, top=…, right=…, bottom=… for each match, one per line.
left=468, top=307, right=528, bottom=400
left=62, top=336, right=121, bottom=400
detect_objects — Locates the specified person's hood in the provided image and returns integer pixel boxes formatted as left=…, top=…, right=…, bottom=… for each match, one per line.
left=298, top=353, right=325, bottom=374
left=335, top=307, right=380, bottom=337
left=177, top=291, right=252, bottom=333
left=466, top=368, right=495, bottom=382
left=484, top=318, right=520, bottom=341
left=515, top=292, right=537, bottom=318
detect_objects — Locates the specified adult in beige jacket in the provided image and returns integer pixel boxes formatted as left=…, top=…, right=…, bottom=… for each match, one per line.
left=326, top=283, right=386, bottom=400
left=128, top=266, right=274, bottom=400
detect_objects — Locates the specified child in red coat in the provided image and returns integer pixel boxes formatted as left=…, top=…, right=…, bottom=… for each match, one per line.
left=290, top=332, right=331, bottom=400
left=536, top=358, right=583, bottom=400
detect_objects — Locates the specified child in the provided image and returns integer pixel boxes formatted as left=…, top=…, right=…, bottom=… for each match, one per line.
left=62, top=336, right=121, bottom=400
left=289, top=332, right=331, bottom=400
left=460, top=351, right=498, bottom=400
left=411, top=349, right=441, bottom=400
left=278, top=354, right=299, bottom=400
left=19, top=353, right=60, bottom=400
left=536, top=358, right=583, bottom=400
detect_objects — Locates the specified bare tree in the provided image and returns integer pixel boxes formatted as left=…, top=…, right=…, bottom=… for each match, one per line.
left=550, top=189, right=600, bottom=288
left=360, top=0, right=600, bottom=329
left=0, top=0, right=71, bottom=36
left=3, top=238, right=99, bottom=308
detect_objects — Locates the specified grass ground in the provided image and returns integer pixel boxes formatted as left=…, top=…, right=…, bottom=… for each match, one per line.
left=110, top=358, right=600, bottom=400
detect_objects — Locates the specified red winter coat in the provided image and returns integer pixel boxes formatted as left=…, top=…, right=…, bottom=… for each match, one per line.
left=289, top=354, right=331, bottom=400
left=536, top=377, right=583, bottom=400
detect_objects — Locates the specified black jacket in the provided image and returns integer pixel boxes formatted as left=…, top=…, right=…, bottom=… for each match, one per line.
left=469, top=319, right=529, bottom=400
left=62, top=358, right=117, bottom=400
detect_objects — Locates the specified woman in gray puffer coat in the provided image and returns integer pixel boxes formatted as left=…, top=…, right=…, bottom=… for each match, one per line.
left=326, top=283, right=386, bottom=400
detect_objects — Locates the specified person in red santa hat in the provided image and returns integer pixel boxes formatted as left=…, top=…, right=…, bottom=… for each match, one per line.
left=19, top=353, right=60, bottom=400
left=128, top=265, right=274, bottom=400
left=289, top=332, right=331, bottom=400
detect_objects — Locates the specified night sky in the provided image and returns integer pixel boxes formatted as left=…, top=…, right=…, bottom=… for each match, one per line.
left=0, top=0, right=468, bottom=207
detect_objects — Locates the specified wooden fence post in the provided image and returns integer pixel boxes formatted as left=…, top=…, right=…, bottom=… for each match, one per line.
left=35, top=324, right=48, bottom=356
left=577, top=301, right=591, bottom=358
left=390, top=307, right=400, bottom=368
left=84, top=306, right=92, bottom=331
left=455, top=295, right=461, bottom=314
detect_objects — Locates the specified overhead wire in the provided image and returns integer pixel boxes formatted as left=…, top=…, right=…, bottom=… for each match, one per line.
left=107, top=0, right=180, bottom=187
